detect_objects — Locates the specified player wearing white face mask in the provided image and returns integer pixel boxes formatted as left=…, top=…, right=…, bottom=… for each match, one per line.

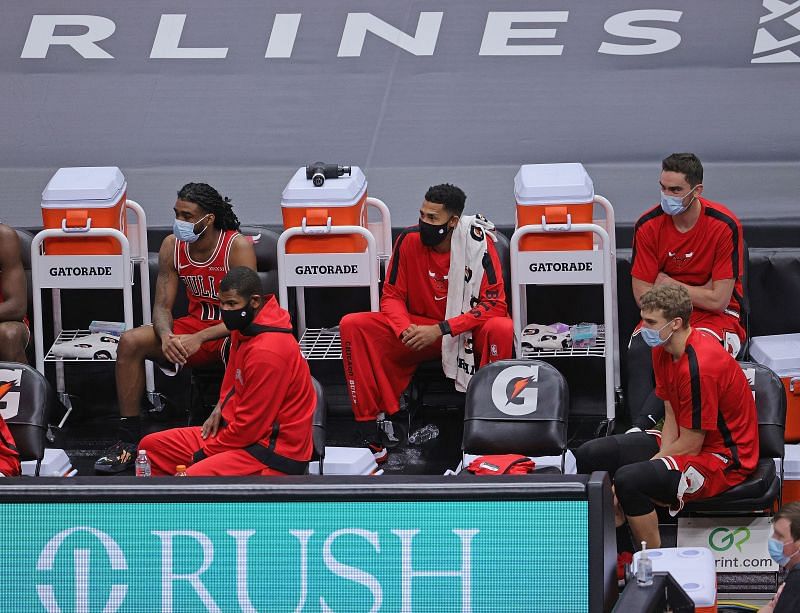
left=627, top=153, right=747, bottom=432
left=95, top=183, right=256, bottom=474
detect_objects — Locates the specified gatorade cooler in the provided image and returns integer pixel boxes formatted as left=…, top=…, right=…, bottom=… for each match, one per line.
left=778, top=444, right=800, bottom=504
left=514, top=163, right=594, bottom=251
left=41, top=167, right=127, bottom=255
left=281, top=166, right=368, bottom=254
left=632, top=547, right=717, bottom=612
left=749, top=333, right=800, bottom=442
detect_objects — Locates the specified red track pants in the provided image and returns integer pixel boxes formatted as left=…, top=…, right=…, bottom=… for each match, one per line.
left=340, top=312, right=513, bottom=422
left=138, top=428, right=285, bottom=476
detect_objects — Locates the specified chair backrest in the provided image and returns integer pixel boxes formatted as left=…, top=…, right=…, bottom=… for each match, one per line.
left=740, top=361, right=786, bottom=460
left=310, top=377, right=327, bottom=462
left=14, top=228, right=32, bottom=271
left=737, top=239, right=751, bottom=358
left=0, top=361, right=53, bottom=463
left=239, top=226, right=280, bottom=297
left=13, top=229, right=35, bottom=361
left=491, top=232, right=512, bottom=314
left=462, top=359, right=568, bottom=457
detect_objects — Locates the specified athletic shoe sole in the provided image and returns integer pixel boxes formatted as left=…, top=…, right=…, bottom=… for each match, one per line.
left=94, top=460, right=135, bottom=474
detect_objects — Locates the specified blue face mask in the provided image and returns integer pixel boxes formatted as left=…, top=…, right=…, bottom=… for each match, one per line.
left=660, top=186, right=698, bottom=216
left=173, top=214, right=210, bottom=243
left=641, top=320, right=675, bottom=348
left=769, top=537, right=791, bottom=566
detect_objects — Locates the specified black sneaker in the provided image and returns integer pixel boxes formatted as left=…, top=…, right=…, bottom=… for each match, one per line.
left=377, top=409, right=409, bottom=449
left=94, top=441, right=137, bottom=474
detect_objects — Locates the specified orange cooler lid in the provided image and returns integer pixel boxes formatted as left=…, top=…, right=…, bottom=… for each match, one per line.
left=41, top=166, right=126, bottom=209
left=281, top=166, right=367, bottom=209
left=514, top=163, right=594, bottom=206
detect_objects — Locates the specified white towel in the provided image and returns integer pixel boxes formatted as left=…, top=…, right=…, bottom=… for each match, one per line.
left=51, top=333, right=119, bottom=360
left=442, top=214, right=495, bottom=392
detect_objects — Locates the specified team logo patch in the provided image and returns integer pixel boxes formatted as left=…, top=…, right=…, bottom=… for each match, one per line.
left=490, top=365, right=539, bottom=416
left=681, top=465, right=706, bottom=495
left=667, top=251, right=694, bottom=270
left=428, top=269, right=448, bottom=292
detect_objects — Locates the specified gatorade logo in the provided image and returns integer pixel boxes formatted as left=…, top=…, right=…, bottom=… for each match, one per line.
left=529, top=262, right=593, bottom=273
left=491, top=365, right=539, bottom=416
left=0, top=368, right=24, bottom=420
left=295, top=264, right=359, bottom=275
left=49, top=266, right=113, bottom=277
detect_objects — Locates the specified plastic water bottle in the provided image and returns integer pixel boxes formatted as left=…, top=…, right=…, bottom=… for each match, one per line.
left=134, top=450, right=151, bottom=477
left=174, top=465, right=188, bottom=477
left=637, top=541, right=653, bottom=587
left=408, top=424, right=439, bottom=445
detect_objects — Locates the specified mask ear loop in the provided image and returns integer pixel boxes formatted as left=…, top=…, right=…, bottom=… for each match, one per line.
left=193, top=213, right=212, bottom=236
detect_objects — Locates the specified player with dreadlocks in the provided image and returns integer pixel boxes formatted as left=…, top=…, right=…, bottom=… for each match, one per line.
left=95, top=183, right=256, bottom=474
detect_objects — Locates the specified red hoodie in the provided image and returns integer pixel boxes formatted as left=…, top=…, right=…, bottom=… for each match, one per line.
left=199, top=296, right=315, bottom=468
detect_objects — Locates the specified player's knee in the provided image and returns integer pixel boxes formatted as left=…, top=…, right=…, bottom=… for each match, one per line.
left=573, top=439, right=604, bottom=474
left=117, top=327, right=150, bottom=360
left=0, top=322, right=26, bottom=349
left=340, top=311, right=377, bottom=332
left=137, top=432, right=159, bottom=452
left=614, top=464, right=655, bottom=516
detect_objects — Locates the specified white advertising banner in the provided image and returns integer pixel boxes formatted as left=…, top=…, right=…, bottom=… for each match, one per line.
left=678, top=516, right=778, bottom=573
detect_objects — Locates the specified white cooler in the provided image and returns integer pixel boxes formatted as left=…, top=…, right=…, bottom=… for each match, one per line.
left=309, top=447, right=383, bottom=475
left=632, top=547, right=717, bottom=612
left=21, top=448, right=76, bottom=477
left=749, top=333, right=800, bottom=442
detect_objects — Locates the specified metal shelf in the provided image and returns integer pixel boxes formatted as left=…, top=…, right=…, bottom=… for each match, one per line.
left=44, top=329, right=117, bottom=362
left=299, top=328, right=342, bottom=360
left=520, top=325, right=606, bottom=359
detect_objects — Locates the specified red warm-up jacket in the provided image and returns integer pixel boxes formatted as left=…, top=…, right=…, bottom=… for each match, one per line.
left=198, top=296, right=315, bottom=470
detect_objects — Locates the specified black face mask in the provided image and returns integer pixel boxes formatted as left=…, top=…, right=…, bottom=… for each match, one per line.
left=222, top=303, right=255, bottom=331
left=419, top=218, right=453, bottom=247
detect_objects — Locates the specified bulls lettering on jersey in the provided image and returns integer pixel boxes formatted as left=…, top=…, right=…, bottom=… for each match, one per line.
left=175, top=229, right=240, bottom=322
